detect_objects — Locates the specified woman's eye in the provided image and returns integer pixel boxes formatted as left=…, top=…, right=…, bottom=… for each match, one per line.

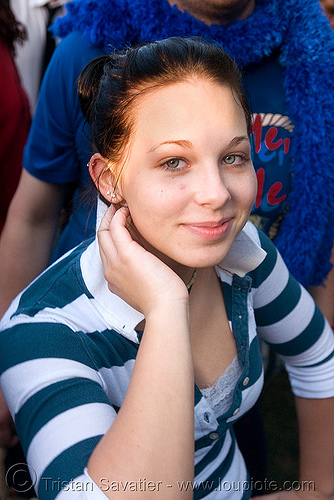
left=224, top=155, right=237, bottom=164
left=161, top=158, right=188, bottom=171
left=223, top=154, right=246, bottom=165
left=166, top=158, right=181, bottom=169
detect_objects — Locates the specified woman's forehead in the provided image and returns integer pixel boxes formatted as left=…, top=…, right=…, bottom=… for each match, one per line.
left=125, top=79, right=248, bottom=155
left=134, top=78, right=244, bottom=125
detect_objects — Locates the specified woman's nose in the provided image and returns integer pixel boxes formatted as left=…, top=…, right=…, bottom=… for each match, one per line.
left=193, top=164, right=231, bottom=208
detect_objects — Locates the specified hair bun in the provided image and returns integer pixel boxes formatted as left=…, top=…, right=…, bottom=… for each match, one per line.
left=78, top=55, right=112, bottom=123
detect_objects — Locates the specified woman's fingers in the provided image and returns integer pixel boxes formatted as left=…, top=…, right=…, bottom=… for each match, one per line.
left=98, top=204, right=128, bottom=236
left=97, top=205, right=143, bottom=287
left=98, top=205, right=133, bottom=260
left=97, top=203, right=116, bottom=232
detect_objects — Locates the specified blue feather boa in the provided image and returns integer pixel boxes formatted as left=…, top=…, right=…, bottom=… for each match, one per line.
left=53, top=0, right=334, bottom=287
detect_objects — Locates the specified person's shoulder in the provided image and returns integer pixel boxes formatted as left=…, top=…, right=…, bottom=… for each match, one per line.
left=35, top=31, right=104, bottom=116
left=253, top=226, right=277, bottom=255
left=247, top=226, right=282, bottom=287
left=52, top=0, right=131, bottom=52
left=0, top=40, right=19, bottom=92
left=0, top=38, right=10, bottom=61
left=51, top=31, right=104, bottom=71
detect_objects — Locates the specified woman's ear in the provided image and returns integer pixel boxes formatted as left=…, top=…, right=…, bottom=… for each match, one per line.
left=88, top=153, right=124, bottom=204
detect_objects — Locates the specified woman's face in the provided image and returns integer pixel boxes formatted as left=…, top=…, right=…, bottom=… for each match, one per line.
left=116, top=77, right=257, bottom=271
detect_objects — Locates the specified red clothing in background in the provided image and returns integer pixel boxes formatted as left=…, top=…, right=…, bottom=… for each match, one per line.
left=0, top=39, right=30, bottom=234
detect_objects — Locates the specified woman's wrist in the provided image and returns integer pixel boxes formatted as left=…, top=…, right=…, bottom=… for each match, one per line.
left=144, top=299, right=190, bottom=326
left=138, top=276, right=189, bottom=317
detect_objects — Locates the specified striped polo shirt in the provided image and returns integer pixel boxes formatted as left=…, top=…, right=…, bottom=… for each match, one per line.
left=0, top=222, right=333, bottom=499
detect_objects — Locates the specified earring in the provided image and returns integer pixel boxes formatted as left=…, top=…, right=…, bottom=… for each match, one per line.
left=106, top=191, right=116, bottom=199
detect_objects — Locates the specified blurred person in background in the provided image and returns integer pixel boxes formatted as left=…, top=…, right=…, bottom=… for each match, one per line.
left=9, top=0, right=71, bottom=115
left=0, top=2, right=31, bottom=497
left=320, top=0, right=334, bottom=26
left=0, top=0, right=30, bottom=235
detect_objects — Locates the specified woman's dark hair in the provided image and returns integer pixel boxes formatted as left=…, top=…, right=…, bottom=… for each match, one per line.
left=78, top=37, right=251, bottom=172
left=0, top=0, right=27, bottom=55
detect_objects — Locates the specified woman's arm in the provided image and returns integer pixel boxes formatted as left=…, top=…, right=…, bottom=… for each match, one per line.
left=87, top=207, right=195, bottom=498
left=88, top=302, right=195, bottom=498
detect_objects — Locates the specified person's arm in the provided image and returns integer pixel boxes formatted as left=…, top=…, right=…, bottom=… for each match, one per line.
left=295, top=396, right=334, bottom=498
left=309, top=244, right=334, bottom=327
left=252, top=397, right=334, bottom=500
left=0, top=169, right=67, bottom=317
left=88, top=303, right=194, bottom=498
left=87, top=207, right=195, bottom=498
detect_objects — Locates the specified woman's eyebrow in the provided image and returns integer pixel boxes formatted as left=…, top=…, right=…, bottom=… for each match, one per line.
left=148, top=139, right=193, bottom=153
left=227, top=136, right=250, bottom=148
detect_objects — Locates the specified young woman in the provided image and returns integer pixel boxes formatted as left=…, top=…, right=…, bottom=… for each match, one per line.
left=0, top=38, right=333, bottom=500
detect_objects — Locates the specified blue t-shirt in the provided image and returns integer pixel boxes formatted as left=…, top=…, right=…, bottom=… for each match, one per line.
left=23, top=32, right=103, bottom=261
left=24, top=33, right=293, bottom=260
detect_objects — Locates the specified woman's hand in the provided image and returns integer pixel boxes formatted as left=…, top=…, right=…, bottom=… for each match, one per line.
left=97, top=205, right=189, bottom=316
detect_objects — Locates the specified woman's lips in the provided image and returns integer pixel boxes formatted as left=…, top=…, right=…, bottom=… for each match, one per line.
left=182, top=218, right=233, bottom=240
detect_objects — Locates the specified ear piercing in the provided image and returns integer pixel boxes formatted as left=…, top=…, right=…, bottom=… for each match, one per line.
left=106, top=191, right=116, bottom=198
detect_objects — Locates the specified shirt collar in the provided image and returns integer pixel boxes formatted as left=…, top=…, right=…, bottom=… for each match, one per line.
left=217, top=221, right=267, bottom=277
left=80, top=238, right=144, bottom=343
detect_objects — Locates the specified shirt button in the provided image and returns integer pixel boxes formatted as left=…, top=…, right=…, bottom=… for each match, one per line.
left=232, top=408, right=240, bottom=417
left=242, top=377, right=250, bottom=387
left=209, top=432, right=219, bottom=440
left=204, top=412, right=211, bottom=423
